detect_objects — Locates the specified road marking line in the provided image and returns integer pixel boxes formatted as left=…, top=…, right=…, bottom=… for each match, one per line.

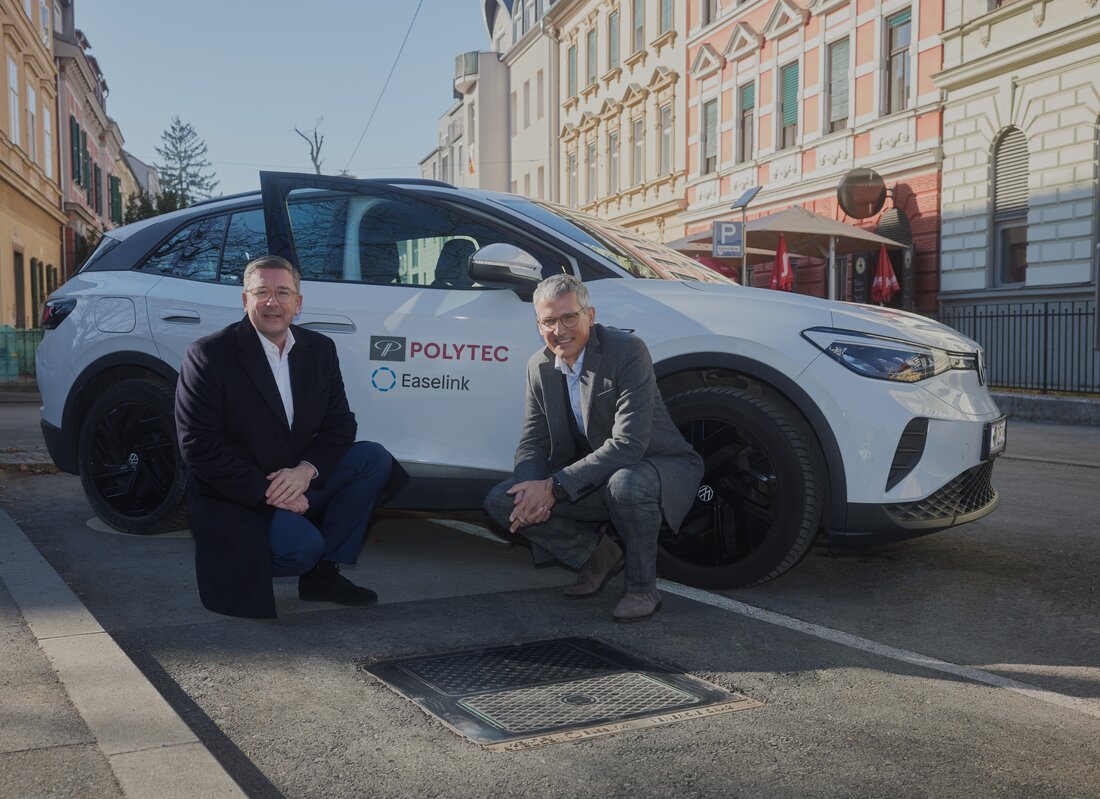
left=659, top=581, right=1100, bottom=721
left=0, top=509, right=246, bottom=798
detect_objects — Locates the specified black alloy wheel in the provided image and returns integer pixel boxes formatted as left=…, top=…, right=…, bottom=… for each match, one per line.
left=660, top=386, right=823, bottom=588
left=78, top=379, right=189, bottom=535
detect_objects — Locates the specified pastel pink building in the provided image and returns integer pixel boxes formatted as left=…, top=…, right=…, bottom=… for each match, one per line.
left=682, top=0, right=944, bottom=309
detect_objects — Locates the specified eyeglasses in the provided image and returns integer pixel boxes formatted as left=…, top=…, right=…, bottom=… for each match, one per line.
left=536, top=307, right=588, bottom=330
left=247, top=287, right=298, bottom=304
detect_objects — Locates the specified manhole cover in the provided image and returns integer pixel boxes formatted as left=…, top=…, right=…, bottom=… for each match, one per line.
left=361, top=637, right=760, bottom=751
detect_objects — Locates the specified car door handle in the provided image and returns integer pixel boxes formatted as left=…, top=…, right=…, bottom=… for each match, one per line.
left=158, top=309, right=201, bottom=324
left=297, top=317, right=357, bottom=334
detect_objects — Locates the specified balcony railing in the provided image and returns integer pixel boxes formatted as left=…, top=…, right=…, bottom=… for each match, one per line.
left=930, top=300, right=1099, bottom=394
left=455, top=51, right=479, bottom=93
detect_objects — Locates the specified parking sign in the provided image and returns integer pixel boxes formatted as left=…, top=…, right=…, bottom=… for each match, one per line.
left=712, top=221, right=743, bottom=258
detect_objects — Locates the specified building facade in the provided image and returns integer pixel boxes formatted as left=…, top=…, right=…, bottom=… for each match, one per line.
left=1, top=0, right=65, bottom=329
left=935, top=0, right=1100, bottom=306
left=682, top=0, right=944, bottom=307
left=54, top=4, right=125, bottom=275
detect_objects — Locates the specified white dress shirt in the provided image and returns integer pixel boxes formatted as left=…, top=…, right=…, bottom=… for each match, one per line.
left=257, top=327, right=295, bottom=428
left=554, top=350, right=586, bottom=434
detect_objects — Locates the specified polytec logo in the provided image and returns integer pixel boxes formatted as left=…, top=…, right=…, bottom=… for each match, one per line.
left=370, top=336, right=406, bottom=362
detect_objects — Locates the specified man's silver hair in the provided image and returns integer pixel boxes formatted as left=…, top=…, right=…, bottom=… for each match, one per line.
left=533, top=273, right=590, bottom=308
left=243, top=255, right=301, bottom=292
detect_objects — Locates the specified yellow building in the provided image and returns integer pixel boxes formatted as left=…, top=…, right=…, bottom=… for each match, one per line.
left=1, top=0, right=64, bottom=329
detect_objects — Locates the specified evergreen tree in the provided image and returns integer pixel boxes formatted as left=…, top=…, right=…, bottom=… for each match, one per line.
left=154, top=116, right=219, bottom=206
left=123, top=191, right=156, bottom=223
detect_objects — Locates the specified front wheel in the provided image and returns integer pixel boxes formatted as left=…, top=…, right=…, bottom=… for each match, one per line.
left=661, top=386, right=823, bottom=588
left=78, top=378, right=189, bottom=535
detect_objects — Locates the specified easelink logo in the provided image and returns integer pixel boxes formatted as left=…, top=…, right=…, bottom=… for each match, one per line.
left=371, top=366, right=397, bottom=392
left=370, top=336, right=406, bottom=362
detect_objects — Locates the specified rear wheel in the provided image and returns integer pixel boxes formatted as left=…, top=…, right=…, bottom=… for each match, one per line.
left=661, top=386, right=823, bottom=587
left=78, top=379, right=189, bottom=535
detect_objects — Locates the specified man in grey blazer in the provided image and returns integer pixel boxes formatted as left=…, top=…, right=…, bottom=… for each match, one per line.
left=485, top=274, right=704, bottom=622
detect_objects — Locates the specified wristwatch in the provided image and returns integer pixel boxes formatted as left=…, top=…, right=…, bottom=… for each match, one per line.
left=550, top=476, right=568, bottom=500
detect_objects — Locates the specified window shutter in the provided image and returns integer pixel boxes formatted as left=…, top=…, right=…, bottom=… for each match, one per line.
left=740, top=83, right=755, bottom=111
left=829, top=40, right=849, bottom=121
left=69, top=116, right=79, bottom=181
left=993, top=128, right=1029, bottom=220
left=782, top=64, right=799, bottom=126
left=889, top=9, right=912, bottom=27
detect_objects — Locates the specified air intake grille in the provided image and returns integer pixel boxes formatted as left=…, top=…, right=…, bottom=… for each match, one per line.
left=886, top=462, right=996, bottom=522
left=886, top=418, right=928, bottom=491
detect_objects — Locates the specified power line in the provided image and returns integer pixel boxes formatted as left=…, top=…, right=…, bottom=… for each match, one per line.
left=343, top=0, right=425, bottom=173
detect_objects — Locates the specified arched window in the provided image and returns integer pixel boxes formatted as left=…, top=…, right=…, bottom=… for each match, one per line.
left=992, top=126, right=1029, bottom=285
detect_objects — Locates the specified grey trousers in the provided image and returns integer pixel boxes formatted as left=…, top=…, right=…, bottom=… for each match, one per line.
left=484, top=462, right=662, bottom=592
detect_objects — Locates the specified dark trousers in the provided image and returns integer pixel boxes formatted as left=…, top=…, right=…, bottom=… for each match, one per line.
left=484, top=462, right=662, bottom=592
left=269, top=441, right=392, bottom=577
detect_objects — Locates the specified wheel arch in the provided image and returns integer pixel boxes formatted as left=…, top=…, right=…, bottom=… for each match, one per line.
left=654, top=352, right=847, bottom=532
left=60, top=352, right=179, bottom=473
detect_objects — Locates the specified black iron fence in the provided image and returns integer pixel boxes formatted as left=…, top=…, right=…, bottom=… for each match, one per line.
left=0, top=328, right=43, bottom=381
left=931, top=300, right=1099, bottom=394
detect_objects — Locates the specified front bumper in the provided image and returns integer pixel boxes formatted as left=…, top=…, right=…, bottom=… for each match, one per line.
left=832, top=461, right=1000, bottom=545
left=41, top=419, right=78, bottom=475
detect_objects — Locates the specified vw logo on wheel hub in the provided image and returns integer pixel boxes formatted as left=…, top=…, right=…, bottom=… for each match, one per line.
left=127, top=452, right=140, bottom=469
left=697, top=485, right=715, bottom=502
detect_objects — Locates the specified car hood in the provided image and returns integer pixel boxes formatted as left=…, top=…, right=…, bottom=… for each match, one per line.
left=681, top=282, right=979, bottom=352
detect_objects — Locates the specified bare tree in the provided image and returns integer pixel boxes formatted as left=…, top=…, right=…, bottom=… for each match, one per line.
left=294, top=119, right=325, bottom=175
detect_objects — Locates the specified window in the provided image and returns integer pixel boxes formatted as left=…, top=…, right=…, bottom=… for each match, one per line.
left=779, top=62, right=799, bottom=149
left=633, top=0, right=645, bottom=52
left=42, top=107, right=51, bottom=178
left=537, top=166, right=545, bottom=199
left=568, top=45, right=577, bottom=97
left=140, top=214, right=228, bottom=281
left=608, top=131, right=620, bottom=193
left=69, top=115, right=80, bottom=184
left=608, top=11, right=620, bottom=69
left=8, top=58, right=20, bottom=147
left=632, top=118, right=645, bottom=186
left=827, top=39, right=850, bottom=132
left=586, top=29, right=598, bottom=85
left=510, top=91, right=517, bottom=136
left=524, top=173, right=531, bottom=196
left=523, top=0, right=533, bottom=32
left=81, top=130, right=89, bottom=193
left=886, top=10, right=911, bottom=115
left=536, top=70, right=544, bottom=119
left=660, top=103, right=673, bottom=174
left=660, top=0, right=673, bottom=34
left=738, top=83, right=755, bottom=162
left=702, top=0, right=718, bottom=26
left=441, top=152, right=449, bottom=183
left=53, top=0, right=62, bottom=33
left=587, top=141, right=597, bottom=202
left=39, top=3, right=50, bottom=45
left=13, top=251, right=25, bottom=328
left=23, top=0, right=30, bottom=16
left=992, top=127, right=1029, bottom=285
left=568, top=151, right=578, bottom=206
left=26, top=84, right=36, bottom=163
left=523, top=80, right=530, bottom=128
left=468, top=103, right=476, bottom=144
left=702, top=99, right=718, bottom=174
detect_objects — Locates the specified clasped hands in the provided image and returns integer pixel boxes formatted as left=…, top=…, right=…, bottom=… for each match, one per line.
left=505, top=478, right=556, bottom=533
left=265, top=462, right=316, bottom=514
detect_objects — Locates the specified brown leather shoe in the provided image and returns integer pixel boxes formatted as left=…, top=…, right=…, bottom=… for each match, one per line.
left=562, top=533, right=624, bottom=598
left=613, top=589, right=662, bottom=622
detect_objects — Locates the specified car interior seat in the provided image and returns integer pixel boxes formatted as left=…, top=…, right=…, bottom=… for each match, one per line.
left=431, top=239, right=477, bottom=288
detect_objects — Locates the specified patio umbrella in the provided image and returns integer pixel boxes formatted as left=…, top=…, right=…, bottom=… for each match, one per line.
left=769, top=234, right=793, bottom=291
left=744, top=206, right=906, bottom=300
left=870, top=243, right=900, bottom=305
left=663, top=231, right=777, bottom=265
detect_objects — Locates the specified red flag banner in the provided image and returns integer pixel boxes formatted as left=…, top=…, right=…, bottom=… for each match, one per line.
left=468, top=153, right=475, bottom=175
left=870, top=243, right=900, bottom=304
left=770, top=234, right=793, bottom=291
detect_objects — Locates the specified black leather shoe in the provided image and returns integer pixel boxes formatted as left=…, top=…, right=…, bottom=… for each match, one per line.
left=299, top=561, right=377, bottom=606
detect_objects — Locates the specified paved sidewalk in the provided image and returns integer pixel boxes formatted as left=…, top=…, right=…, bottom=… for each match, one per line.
left=0, top=509, right=245, bottom=799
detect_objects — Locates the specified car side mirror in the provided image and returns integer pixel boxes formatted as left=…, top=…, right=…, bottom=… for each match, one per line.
left=469, top=243, right=542, bottom=295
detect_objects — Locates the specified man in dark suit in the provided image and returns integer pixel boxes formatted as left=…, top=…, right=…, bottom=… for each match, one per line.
left=175, top=255, right=401, bottom=618
left=485, top=275, right=703, bottom=622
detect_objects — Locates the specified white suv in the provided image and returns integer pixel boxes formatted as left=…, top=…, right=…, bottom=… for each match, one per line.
left=36, top=172, right=1006, bottom=587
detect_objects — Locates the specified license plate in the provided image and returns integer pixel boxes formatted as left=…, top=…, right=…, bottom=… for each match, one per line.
left=983, top=417, right=1007, bottom=460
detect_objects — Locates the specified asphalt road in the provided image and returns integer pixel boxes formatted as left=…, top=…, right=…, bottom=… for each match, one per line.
left=1, top=420, right=1098, bottom=798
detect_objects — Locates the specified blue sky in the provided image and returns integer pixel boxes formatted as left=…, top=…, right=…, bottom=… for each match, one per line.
left=85, top=1, right=489, bottom=194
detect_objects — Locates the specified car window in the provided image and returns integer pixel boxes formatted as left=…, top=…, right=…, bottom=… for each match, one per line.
left=218, top=208, right=267, bottom=285
left=285, top=188, right=562, bottom=288
left=139, top=215, right=228, bottom=281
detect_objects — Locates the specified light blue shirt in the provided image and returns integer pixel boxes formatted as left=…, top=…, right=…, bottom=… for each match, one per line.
left=554, top=350, right=586, bottom=434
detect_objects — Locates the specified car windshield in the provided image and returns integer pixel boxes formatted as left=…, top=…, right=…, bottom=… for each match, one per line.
left=497, top=197, right=734, bottom=284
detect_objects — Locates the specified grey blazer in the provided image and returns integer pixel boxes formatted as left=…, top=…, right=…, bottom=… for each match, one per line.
left=514, top=324, right=704, bottom=531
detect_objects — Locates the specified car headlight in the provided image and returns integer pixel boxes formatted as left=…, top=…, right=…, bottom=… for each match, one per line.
left=802, top=327, right=979, bottom=383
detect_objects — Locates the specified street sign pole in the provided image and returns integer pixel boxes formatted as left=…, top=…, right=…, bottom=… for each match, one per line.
left=730, top=186, right=761, bottom=287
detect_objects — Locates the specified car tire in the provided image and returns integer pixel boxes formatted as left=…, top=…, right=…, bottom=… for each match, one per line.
left=78, top=378, right=189, bottom=535
left=661, top=386, right=823, bottom=588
